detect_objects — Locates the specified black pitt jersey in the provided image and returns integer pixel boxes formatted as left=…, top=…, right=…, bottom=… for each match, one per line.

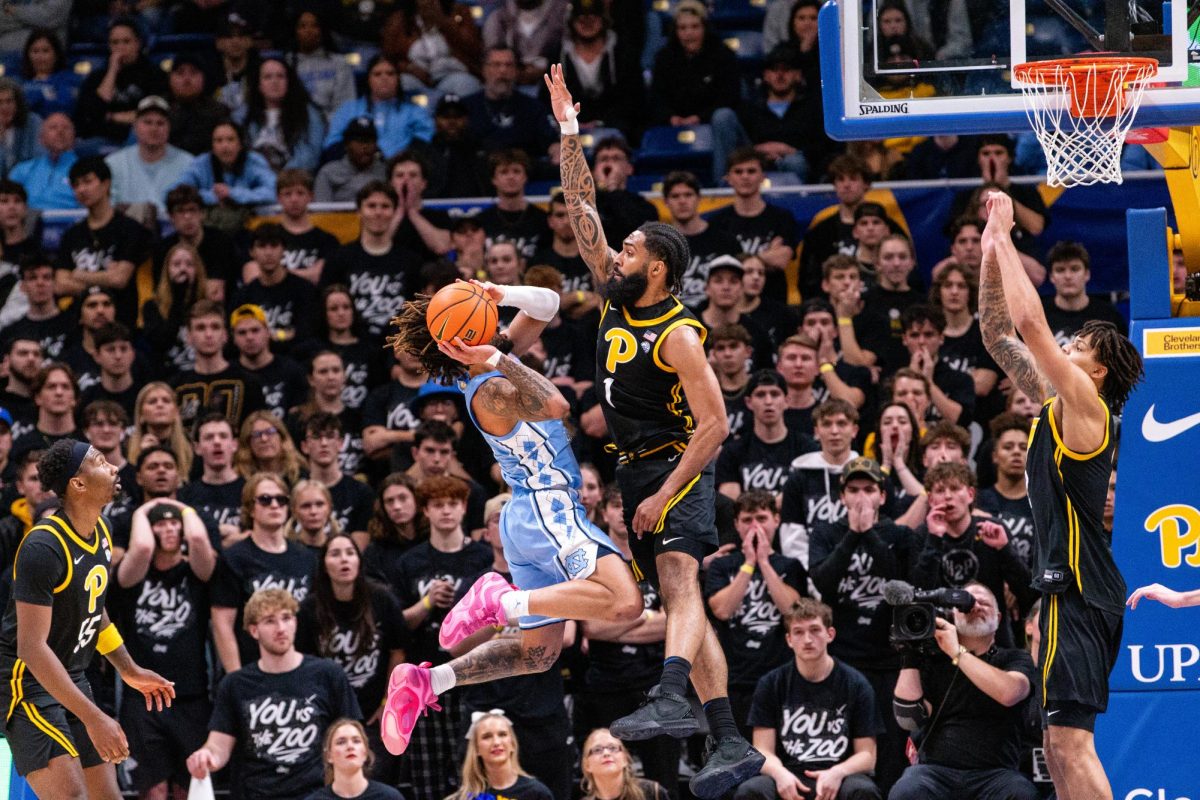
left=1025, top=398, right=1123, bottom=613
left=596, top=296, right=707, bottom=454
left=0, top=514, right=115, bottom=702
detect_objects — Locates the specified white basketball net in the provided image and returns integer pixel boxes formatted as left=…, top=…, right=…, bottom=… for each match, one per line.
left=1015, top=58, right=1157, bottom=188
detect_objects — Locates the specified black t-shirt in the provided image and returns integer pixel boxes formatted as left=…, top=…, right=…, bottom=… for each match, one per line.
left=293, top=338, right=383, bottom=412
left=707, top=203, right=798, bottom=298
left=477, top=204, right=548, bottom=260
left=975, top=488, right=1036, bottom=569
left=531, top=246, right=593, bottom=293
left=155, top=226, right=240, bottom=285
left=79, top=381, right=140, bottom=421
left=323, top=242, right=422, bottom=341
left=211, top=539, right=317, bottom=666
left=595, top=189, right=659, bottom=245
left=171, top=363, right=267, bottom=433
left=679, top=227, right=742, bottom=307
left=285, top=407, right=365, bottom=476
left=305, top=782, right=404, bottom=800
left=484, top=776, right=553, bottom=800
left=394, top=208, right=452, bottom=264
left=716, top=429, right=817, bottom=495
left=108, top=560, right=210, bottom=697
left=55, top=212, right=150, bottom=326
left=362, top=537, right=422, bottom=589
left=232, top=275, right=320, bottom=351
left=59, top=341, right=102, bottom=395
left=209, top=656, right=362, bottom=800
left=723, top=383, right=750, bottom=438
left=242, top=356, right=309, bottom=420
left=748, top=658, right=883, bottom=774
left=745, top=299, right=800, bottom=349
left=704, top=552, right=808, bottom=687
left=281, top=226, right=340, bottom=276
left=856, top=286, right=925, bottom=375
left=917, top=647, right=1037, bottom=771
left=940, top=320, right=997, bottom=378
left=0, top=314, right=74, bottom=363
left=296, top=584, right=408, bottom=714
left=11, top=426, right=78, bottom=464
left=178, top=477, right=245, bottom=536
left=327, top=475, right=375, bottom=535
left=585, top=576, right=663, bottom=692
left=539, top=316, right=596, bottom=386
left=1041, top=296, right=1128, bottom=347
left=392, top=540, right=494, bottom=664
left=929, top=360, right=977, bottom=425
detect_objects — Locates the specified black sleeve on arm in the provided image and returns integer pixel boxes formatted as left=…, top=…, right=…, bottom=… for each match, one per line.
left=808, top=523, right=859, bottom=598
left=12, top=535, right=67, bottom=607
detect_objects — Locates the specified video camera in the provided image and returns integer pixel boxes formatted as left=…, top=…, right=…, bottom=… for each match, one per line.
left=883, top=580, right=977, bottom=649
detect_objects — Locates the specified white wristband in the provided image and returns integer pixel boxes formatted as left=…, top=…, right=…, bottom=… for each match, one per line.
left=485, top=350, right=503, bottom=368
left=559, top=106, right=579, bottom=136
left=498, top=285, right=560, bottom=322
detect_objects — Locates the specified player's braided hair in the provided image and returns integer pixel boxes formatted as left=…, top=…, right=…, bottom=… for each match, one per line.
left=38, top=439, right=76, bottom=496
left=638, top=222, right=690, bottom=293
left=1079, top=319, right=1143, bottom=415
left=386, top=295, right=512, bottom=385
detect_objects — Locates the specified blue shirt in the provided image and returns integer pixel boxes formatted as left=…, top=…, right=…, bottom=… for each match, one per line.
left=23, top=71, right=82, bottom=118
left=323, top=96, right=434, bottom=158
left=10, top=150, right=78, bottom=210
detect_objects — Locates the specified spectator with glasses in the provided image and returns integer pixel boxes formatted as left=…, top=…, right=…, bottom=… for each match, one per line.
left=210, top=472, right=318, bottom=672
left=235, top=411, right=305, bottom=487
left=579, top=729, right=670, bottom=800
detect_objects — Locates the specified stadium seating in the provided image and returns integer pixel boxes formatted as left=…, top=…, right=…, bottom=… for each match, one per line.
left=636, top=124, right=715, bottom=173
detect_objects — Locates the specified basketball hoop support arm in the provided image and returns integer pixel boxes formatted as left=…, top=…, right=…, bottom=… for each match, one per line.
left=1138, top=127, right=1200, bottom=272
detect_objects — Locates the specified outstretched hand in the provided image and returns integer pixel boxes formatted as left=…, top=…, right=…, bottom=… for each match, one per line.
left=543, top=63, right=580, bottom=124
left=1127, top=583, right=1186, bottom=609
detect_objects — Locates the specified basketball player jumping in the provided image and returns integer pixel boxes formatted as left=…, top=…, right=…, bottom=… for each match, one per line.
left=547, top=64, right=764, bottom=799
left=379, top=282, right=644, bottom=757
left=0, top=440, right=175, bottom=800
left=980, top=191, right=1143, bottom=800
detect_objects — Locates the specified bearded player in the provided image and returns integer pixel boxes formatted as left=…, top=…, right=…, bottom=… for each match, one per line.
left=0, top=440, right=175, bottom=800
left=547, top=64, right=764, bottom=800
left=979, top=192, right=1143, bottom=800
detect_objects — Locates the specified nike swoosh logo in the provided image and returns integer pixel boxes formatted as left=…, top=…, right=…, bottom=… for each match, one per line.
left=667, top=454, right=681, bottom=462
left=1046, top=710, right=1060, bottom=717
left=1141, top=403, right=1200, bottom=442
left=661, top=536, right=682, bottom=545
left=73, top=555, right=85, bottom=564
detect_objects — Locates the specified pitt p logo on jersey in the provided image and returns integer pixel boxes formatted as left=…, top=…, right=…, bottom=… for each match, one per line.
left=85, top=565, right=108, bottom=614
left=604, top=328, right=637, bottom=373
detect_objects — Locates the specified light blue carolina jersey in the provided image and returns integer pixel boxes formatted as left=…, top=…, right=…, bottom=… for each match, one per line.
left=464, top=370, right=582, bottom=493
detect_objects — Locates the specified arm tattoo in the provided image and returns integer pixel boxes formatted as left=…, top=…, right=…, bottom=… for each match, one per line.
left=474, top=357, right=564, bottom=421
left=979, top=255, right=1048, bottom=402
left=559, top=135, right=614, bottom=284
left=449, top=638, right=556, bottom=686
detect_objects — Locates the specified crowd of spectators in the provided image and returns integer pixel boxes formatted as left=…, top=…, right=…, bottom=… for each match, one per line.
left=0, top=2, right=1138, bottom=800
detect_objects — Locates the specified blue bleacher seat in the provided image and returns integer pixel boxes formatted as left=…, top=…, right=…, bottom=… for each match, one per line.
left=577, top=127, right=625, bottom=158
left=526, top=180, right=561, bottom=197
left=149, top=33, right=215, bottom=55
left=0, top=52, right=20, bottom=80
left=762, top=171, right=801, bottom=188
left=627, top=174, right=665, bottom=194
left=70, top=56, right=107, bottom=79
left=723, top=30, right=764, bottom=66
left=710, top=0, right=767, bottom=31
left=67, top=42, right=108, bottom=59
left=636, top=124, right=714, bottom=173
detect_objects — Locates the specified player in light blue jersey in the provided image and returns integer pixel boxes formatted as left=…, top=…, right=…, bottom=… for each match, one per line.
left=379, top=280, right=644, bottom=756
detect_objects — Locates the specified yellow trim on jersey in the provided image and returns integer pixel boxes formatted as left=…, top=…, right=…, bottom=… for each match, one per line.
left=7, top=659, right=25, bottom=722
left=1047, top=397, right=1111, bottom=461
left=665, top=381, right=696, bottom=433
left=23, top=702, right=78, bottom=758
left=50, top=515, right=99, bottom=555
left=651, top=318, right=708, bottom=373
left=631, top=560, right=645, bottom=582
left=19, top=524, right=74, bottom=594
left=1054, top=449, right=1085, bottom=593
left=653, top=471, right=703, bottom=534
left=98, top=518, right=112, bottom=552
left=620, top=298, right=684, bottom=328
left=1042, top=595, right=1059, bottom=705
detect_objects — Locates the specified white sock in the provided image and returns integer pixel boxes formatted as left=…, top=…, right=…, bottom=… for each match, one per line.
left=500, top=590, right=530, bottom=620
left=429, top=664, right=456, bottom=696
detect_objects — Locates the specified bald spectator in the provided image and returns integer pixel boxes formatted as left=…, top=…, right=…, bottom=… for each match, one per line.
left=105, top=96, right=194, bottom=213
left=9, top=111, right=77, bottom=209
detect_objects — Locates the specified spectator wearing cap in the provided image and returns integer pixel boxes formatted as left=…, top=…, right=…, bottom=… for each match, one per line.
left=111, top=495, right=216, bottom=800
left=105, top=95, right=195, bottom=213
left=545, top=0, right=643, bottom=138
left=711, top=46, right=828, bottom=182
left=0, top=180, right=36, bottom=273
left=228, top=302, right=309, bottom=420
left=381, top=0, right=483, bottom=98
left=287, top=9, right=356, bottom=123
left=315, top=116, right=388, bottom=203
left=807, top=456, right=916, bottom=792
left=231, top=223, right=320, bottom=350
left=214, top=12, right=260, bottom=119
left=324, top=55, right=435, bottom=160
left=698, top=256, right=775, bottom=371
left=662, top=170, right=741, bottom=307
left=55, top=156, right=151, bottom=327
left=482, top=0, right=567, bottom=85
left=718, top=370, right=817, bottom=500
left=74, top=18, right=167, bottom=153
left=423, top=92, right=488, bottom=198
left=9, top=111, right=77, bottom=209
left=649, top=0, right=740, bottom=127
left=166, top=53, right=230, bottom=157
left=463, top=46, right=558, bottom=162
left=177, top=120, right=278, bottom=213
left=234, top=57, right=326, bottom=173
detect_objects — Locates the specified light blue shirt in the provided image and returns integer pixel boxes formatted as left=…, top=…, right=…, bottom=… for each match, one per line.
left=105, top=144, right=194, bottom=211
left=10, top=150, right=78, bottom=210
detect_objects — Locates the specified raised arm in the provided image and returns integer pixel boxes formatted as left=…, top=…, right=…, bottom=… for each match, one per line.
left=546, top=64, right=615, bottom=289
left=437, top=338, right=571, bottom=427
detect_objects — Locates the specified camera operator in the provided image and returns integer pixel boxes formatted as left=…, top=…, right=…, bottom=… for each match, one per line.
left=890, top=582, right=1039, bottom=800
left=808, top=457, right=916, bottom=795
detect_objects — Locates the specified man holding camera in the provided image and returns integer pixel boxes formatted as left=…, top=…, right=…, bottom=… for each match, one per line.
left=890, top=582, right=1039, bottom=800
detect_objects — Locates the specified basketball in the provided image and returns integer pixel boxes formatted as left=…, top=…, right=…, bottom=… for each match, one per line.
left=426, top=282, right=498, bottom=347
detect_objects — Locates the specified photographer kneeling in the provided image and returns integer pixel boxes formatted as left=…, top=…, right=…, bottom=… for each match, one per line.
left=889, top=583, right=1038, bottom=800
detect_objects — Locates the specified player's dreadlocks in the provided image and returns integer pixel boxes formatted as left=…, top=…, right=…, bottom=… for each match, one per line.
left=1080, top=319, right=1143, bottom=415
left=386, top=295, right=512, bottom=385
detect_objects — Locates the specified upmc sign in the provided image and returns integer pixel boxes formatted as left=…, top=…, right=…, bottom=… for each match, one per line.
left=1097, top=209, right=1200, bottom=798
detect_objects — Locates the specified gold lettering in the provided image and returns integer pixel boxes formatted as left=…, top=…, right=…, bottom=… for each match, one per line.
left=1145, top=504, right=1200, bottom=568
left=604, top=328, right=637, bottom=373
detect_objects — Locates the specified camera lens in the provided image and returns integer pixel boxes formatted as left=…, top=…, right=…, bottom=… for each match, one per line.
left=900, top=606, right=932, bottom=638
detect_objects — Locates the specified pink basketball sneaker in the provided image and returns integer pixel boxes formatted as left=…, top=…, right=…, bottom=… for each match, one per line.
left=380, top=662, right=441, bottom=755
left=438, top=572, right=513, bottom=648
